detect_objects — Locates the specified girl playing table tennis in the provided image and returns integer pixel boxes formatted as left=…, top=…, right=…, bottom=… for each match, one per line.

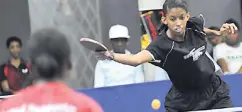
left=0, top=28, right=103, bottom=112
left=96, top=0, right=237, bottom=111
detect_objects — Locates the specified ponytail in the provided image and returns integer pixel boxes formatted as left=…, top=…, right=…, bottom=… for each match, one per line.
left=34, top=53, right=59, bottom=79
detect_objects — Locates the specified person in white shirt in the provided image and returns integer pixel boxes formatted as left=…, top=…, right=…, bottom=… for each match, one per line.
left=94, top=25, right=144, bottom=87
left=213, top=18, right=242, bottom=75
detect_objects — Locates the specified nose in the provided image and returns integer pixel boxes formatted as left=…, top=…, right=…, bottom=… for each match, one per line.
left=117, top=41, right=123, bottom=46
left=176, top=19, right=182, bottom=27
left=12, top=47, right=17, bottom=51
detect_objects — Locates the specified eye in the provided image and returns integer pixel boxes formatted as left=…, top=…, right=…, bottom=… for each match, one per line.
left=16, top=45, right=21, bottom=48
left=180, top=15, right=185, bottom=20
left=170, top=17, right=176, bottom=21
left=10, top=45, right=14, bottom=49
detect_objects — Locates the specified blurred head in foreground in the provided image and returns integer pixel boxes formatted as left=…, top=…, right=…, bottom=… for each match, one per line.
left=28, top=28, right=72, bottom=82
left=0, top=28, right=103, bottom=112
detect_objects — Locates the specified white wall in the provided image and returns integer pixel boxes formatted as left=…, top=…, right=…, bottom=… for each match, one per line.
left=138, top=0, right=165, bottom=11
left=0, top=0, right=30, bottom=62
left=188, top=0, right=241, bottom=28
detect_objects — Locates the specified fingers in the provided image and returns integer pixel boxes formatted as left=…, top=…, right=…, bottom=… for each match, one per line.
left=228, top=24, right=234, bottom=33
left=222, top=23, right=238, bottom=34
left=96, top=56, right=107, bottom=60
left=228, top=23, right=235, bottom=34
left=95, top=55, right=107, bottom=60
left=222, top=24, right=230, bottom=30
left=94, top=51, right=109, bottom=60
left=231, top=23, right=238, bottom=33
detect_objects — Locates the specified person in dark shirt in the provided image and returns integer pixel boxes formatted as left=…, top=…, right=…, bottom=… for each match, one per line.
left=95, top=0, right=236, bottom=111
left=0, top=36, right=31, bottom=94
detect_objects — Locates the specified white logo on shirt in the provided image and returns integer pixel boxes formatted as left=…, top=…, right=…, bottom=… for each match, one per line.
left=22, top=68, right=28, bottom=74
left=183, top=46, right=205, bottom=61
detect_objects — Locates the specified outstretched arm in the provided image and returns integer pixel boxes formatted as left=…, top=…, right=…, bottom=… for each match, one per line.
left=96, top=50, right=153, bottom=67
left=204, top=23, right=238, bottom=36
left=204, top=28, right=220, bottom=35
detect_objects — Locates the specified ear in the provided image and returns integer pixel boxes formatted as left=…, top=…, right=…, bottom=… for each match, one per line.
left=186, top=12, right=191, bottom=21
left=126, top=39, right=129, bottom=45
left=161, top=16, right=167, bottom=25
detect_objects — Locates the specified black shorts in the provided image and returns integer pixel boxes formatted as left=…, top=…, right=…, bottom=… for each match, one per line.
left=165, top=75, right=233, bottom=112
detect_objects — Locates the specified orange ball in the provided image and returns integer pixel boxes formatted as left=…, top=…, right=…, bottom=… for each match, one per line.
left=151, top=99, right=161, bottom=110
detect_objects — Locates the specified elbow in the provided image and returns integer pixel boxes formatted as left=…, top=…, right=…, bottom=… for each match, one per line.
left=131, top=59, right=142, bottom=67
left=129, top=54, right=144, bottom=67
left=136, top=60, right=143, bottom=67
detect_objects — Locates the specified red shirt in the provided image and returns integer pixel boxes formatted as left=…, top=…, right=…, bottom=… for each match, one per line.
left=0, top=82, right=103, bottom=112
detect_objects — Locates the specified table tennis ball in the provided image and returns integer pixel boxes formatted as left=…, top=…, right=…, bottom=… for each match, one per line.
left=151, top=99, right=161, bottom=110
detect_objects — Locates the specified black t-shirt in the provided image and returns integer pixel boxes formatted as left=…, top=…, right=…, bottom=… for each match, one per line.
left=146, top=16, right=217, bottom=91
left=0, top=60, right=31, bottom=91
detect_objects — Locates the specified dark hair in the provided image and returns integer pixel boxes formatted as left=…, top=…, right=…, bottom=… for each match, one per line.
left=208, top=26, right=220, bottom=31
left=225, top=18, right=240, bottom=30
left=28, top=28, right=71, bottom=80
left=6, top=36, right=22, bottom=48
left=163, top=0, right=188, bottom=16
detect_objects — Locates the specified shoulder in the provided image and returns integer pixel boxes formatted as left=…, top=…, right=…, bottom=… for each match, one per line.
left=148, top=32, right=168, bottom=47
left=238, top=42, right=242, bottom=48
left=187, top=14, right=205, bottom=32
left=73, top=92, right=95, bottom=103
left=96, top=60, right=102, bottom=65
left=0, top=63, right=7, bottom=73
left=213, top=43, right=227, bottom=56
left=214, top=43, right=227, bottom=49
left=188, top=15, right=205, bottom=27
left=0, top=62, right=8, bottom=67
left=146, top=31, right=169, bottom=50
left=96, top=60, right=110, bottom=67
left=0, top=63, right=6, bottom=69
left=72, top=92, right=103, bottom=111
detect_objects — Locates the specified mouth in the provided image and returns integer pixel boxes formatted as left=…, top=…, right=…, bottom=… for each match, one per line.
left=174, top=27, right=183, bottom=33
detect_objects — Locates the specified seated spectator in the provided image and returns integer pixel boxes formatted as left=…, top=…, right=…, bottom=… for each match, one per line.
left=0, top=36, right=31, bottom=94
left=206, top=26, right=223, bottom=57
left=94, top=25, right=144, bottom=87
left=213, top=18, right=242, bottom=74
left=0, top=28, right=103, bottom=111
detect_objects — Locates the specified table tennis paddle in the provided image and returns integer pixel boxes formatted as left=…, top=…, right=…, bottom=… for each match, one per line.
left=80, top=38, right=107, bottom=52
